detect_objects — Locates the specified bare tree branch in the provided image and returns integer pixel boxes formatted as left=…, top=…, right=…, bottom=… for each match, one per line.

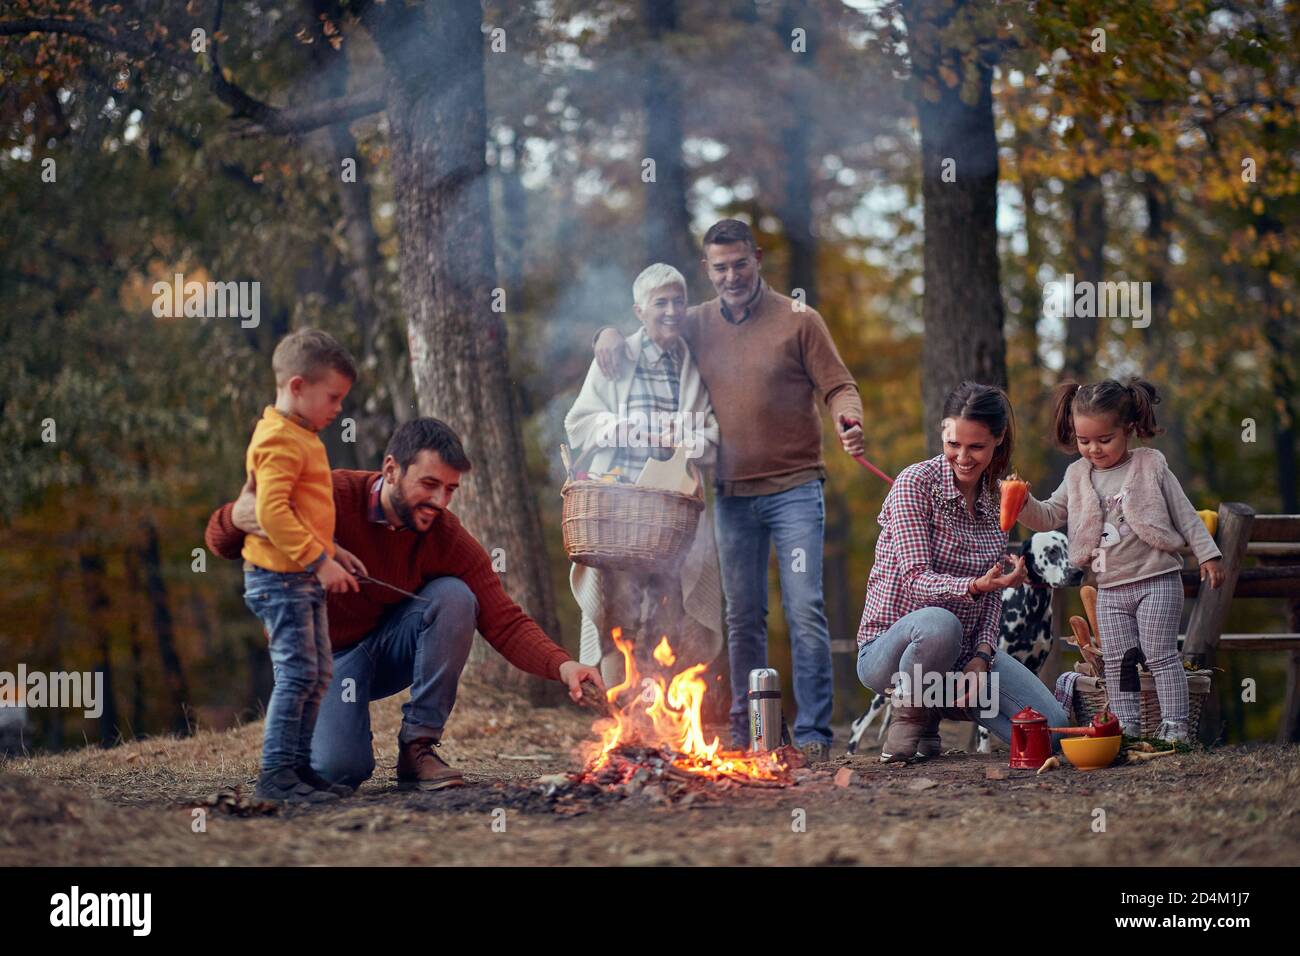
left=226, top=88, right=387, bottom=136
left=0, top=16, right=386, bottom=136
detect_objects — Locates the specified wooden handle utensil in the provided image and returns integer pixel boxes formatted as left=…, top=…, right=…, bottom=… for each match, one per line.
left=1069, top=615, right=1105, bottom=676
left=1080, top=585, right=1101, bottom=650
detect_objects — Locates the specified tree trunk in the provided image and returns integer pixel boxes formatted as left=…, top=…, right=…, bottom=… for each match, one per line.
left=307, top=0, right=413, bottom=461
left=364, top=1, right=563, bottom=703
left=499, top=131, right=528, bottom=312
left=776, top=0, right=818, bottom=309
left=124, top=548, right=148, bottom=738
left=1010, top=118, right=1043, bottom=373
left=1141, top=179, right=1194, bottom=479
left=641, top=0, right=695, bottom=273
left=1252, top=146, right=1297, bottom=511
left=77, top=544, right=120, bottom=746
left=1061, top=121, right=1106, bottom=382
left=47, top=563, right=69, bottom=750
left=902, top=0, right=1007, bottom=455
left=140, top=521, right=191, bottom=733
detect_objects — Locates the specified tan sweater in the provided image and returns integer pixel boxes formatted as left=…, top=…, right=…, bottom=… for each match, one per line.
left=681, top=285, right=862, bottom=491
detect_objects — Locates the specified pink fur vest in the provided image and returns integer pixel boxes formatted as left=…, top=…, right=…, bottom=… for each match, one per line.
left=1065, top=447, right=1186, bottom=566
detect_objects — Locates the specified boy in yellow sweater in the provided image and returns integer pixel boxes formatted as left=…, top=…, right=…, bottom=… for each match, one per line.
left=243, top=329, right=363, bottom=803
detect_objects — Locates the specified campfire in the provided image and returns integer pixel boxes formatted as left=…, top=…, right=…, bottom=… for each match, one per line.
left=574, top=628, right=799, bottom=790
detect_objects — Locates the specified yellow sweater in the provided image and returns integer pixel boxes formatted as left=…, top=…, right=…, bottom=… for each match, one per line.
left=241, top=406, right=335, bottom=572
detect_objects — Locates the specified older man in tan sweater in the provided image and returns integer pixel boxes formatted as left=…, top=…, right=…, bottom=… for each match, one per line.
left=594, top=219, right=864, bottom=760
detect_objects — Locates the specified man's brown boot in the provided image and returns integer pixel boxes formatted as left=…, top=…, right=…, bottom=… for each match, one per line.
left=397, top=738, right=466, bottom=791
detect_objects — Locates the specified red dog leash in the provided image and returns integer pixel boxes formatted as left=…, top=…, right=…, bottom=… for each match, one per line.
left=839, top=418, right=894, bottom=485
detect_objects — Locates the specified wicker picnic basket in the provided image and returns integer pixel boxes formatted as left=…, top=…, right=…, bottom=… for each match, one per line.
left=1072, top=670, right=1213, bottom=738
left=560, top=447, right=704, bottom=572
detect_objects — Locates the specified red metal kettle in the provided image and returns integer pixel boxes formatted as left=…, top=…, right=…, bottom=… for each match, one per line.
left=1010, top=706, right=1052, bottom=769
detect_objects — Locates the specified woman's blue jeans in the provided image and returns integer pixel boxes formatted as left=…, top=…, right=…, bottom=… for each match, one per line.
left=856, top=606, right=1068, bottom=745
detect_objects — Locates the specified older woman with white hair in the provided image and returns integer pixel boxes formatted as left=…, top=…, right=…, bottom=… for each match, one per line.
left=565, top=264, right=723, bottom=687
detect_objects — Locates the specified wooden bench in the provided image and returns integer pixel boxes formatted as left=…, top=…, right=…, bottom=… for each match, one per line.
left=1045, top=503, right=1300, bottom=743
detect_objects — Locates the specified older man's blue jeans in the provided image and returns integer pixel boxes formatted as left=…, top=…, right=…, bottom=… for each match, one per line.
left=714, top=478, right=833, bottom=749
left=310, top=576, right=479, bottom=788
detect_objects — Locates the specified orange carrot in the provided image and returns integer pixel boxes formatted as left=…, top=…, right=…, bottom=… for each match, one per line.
left=999, top=473, right=1029, bottom=532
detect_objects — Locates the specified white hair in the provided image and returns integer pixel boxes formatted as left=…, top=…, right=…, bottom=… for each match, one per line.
left=632, top=263, right=687, bottom=309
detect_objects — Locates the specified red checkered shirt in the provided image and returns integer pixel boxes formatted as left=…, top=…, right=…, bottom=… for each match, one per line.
left=856, top=455, right=1006, bottom=666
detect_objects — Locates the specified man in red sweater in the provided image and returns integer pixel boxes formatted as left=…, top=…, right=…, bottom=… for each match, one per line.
left=206, top=418, right=602, bottom=790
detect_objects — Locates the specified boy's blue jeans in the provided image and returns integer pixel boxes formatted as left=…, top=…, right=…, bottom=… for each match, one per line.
left=714, top=478, right=833, bottom=749
left=243, top=566, right=332, bottom=773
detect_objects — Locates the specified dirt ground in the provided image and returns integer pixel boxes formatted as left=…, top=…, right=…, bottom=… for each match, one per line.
left=4, top=674, right=1299, bottom=867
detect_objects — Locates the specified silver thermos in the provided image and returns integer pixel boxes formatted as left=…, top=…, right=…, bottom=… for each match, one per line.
left=748, top=668, right=783, bottom=752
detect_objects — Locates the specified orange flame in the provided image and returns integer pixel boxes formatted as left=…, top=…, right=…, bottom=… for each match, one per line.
left=652, top=636, right=676, bottom=667
left=583, top=631, right=789, bottom=782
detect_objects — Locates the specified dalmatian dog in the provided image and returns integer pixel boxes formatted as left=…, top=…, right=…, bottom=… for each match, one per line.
left=847, top=531, right=1082, bottom=755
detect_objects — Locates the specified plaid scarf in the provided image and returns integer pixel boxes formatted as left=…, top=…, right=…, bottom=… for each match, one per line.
left=610, top=335, right=682, bottom=478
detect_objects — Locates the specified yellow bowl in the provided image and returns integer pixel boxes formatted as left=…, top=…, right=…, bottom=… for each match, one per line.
left=1059, top=734, right=1122, bottom=770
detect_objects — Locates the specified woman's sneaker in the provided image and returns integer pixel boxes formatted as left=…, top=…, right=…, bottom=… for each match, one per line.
left=254, top=767, right=341, bottom=804
left=295, top=765, right=355, bottom=798
left=1155, top=719, right=1190, bottom=744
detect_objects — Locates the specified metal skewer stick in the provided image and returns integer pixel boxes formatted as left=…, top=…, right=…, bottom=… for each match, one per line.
left=355, top=572, right=432, bottom=603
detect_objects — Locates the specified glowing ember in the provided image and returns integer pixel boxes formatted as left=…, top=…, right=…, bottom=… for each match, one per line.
left=580, top=628, right=793, bottom=784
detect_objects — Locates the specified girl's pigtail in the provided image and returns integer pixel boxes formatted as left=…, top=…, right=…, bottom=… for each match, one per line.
left=1127, top=378, right=1164, bottom=438
left=1052, top=382, right=1081, bottom=450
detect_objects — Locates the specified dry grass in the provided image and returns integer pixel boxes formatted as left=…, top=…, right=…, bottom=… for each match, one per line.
left=4, top=676, right=1299, bottom=866
left=1, top=671, right=593, bottom=804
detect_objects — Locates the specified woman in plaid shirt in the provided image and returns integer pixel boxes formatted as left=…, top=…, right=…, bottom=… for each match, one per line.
left=856, top=383, right=1070, bottom=762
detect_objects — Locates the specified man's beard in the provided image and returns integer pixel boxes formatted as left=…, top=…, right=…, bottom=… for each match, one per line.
left=390, top=480, right=439, bottom=532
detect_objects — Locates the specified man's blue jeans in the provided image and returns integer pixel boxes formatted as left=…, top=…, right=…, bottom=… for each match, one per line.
left=856, top=606, right=1069, bottom=745
left=310, top=576, right=478, bottom=788
left=714, top=479, right=833, bottom=748
left=243, top=567, right=331, bottom=773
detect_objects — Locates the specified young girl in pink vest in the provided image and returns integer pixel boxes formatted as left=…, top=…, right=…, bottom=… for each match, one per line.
left=1018, top=380, right=1224, bottom=742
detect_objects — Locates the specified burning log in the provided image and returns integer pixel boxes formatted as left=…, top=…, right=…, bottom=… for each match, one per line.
left=533, top=631, right=803, bottom=815
left=578, top=679, right=614, bottom=718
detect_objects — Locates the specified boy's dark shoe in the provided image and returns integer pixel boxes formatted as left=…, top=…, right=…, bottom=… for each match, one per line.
left=397, top=738, right=466, bottom=791
left=296, top=765, right=355, bottom=798
left=255, top=767, right=341, bottom=804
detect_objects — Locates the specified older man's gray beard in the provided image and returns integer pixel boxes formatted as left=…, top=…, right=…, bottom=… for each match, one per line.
left=390, top=479, right=440, bottom=532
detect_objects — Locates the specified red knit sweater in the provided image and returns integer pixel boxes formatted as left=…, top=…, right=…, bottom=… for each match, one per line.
left=205, top=469, right=572, bottom=681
